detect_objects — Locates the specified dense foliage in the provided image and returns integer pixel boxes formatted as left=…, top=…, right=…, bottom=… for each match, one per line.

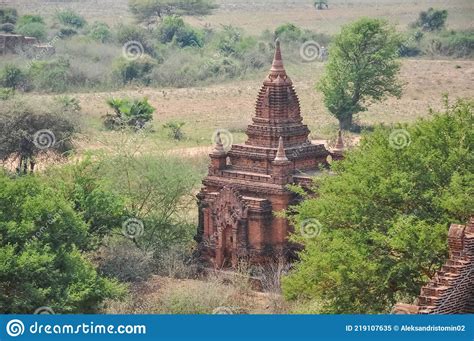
left=282, top=99, right=474, bottom=313
left=318, top=18, right=402, bottom=130
left=0, top=172, right=125, bottom=313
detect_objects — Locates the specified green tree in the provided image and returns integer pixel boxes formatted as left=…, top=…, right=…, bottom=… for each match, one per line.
left=413, top=8, right=448, bottom=32
left=318, top=18, right=403, bottom=130
left=282, top=98, right=473, bottom=313
left=0, top=173, right=124, bottom=313
left=129, top=0, right=217, bottom=24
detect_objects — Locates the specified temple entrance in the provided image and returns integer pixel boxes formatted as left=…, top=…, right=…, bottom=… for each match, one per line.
left=211, top=187, right=248, bottom=268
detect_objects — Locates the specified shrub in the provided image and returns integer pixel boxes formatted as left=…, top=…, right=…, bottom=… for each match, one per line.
left=115, top=24, right=154, bottom=55
left=158, top=15, right=203, bottom=47
left=111, top=55, right=156, bottom=85
left=55, top=9, right=86, bottom=29
left=0, top=7, right=18, bottom=25
left=0, top=22, right=15, bottom=33
left=413, top=8, right=448, bottom=31
left=0, top=87, right=14, bottom=100
left=58, top=27, right=78, bottom=38
left=16, top=22, right=47, bottom=40
left=0, top=97, right=79, bottom=173
left=429, top=30, right=474, bottom=58
left=104, top=97, right=155, bottom=129
left=87, top=22, right=113, bottom=43
left=28, top=58, right=72, bottom=92
left=0, top=64, right=27, bottom=90
left=54, top=95, right=81, bottom=112
left=156, top=277, right=240, bottom=314
left=163, top=121, right=186, bottom=140
left=96, top=236, right=155, bottom=283
left=17, top=14, right=44, bottom=26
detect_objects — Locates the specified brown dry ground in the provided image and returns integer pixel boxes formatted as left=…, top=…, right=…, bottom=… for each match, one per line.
left=23, top=58, right=474, bottom=156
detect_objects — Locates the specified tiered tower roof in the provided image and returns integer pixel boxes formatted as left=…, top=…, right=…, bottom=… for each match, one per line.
left=245, top=40, right=311, bottom=149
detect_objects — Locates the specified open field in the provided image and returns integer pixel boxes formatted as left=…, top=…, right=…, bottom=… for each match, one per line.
left=21, top=57, right=474, bottom=156
left=3, top=0, right=473, bottom=155
left=4, top=0, right=473, bottom=34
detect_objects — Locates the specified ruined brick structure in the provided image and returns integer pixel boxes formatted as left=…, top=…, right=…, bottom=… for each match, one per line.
left=393, top=218, right=474, bottom=314
left=0, top=33, right=53, bottom=56
left=196, top=41, right=332, bottom=268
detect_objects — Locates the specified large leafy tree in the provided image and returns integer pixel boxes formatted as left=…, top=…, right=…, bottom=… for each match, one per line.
left=282, top=99, right=473, bottom=313
left=129, top=0, right=217, bottom=24
left=0, top=173, right=124, bottom=313
left=318, top=18, right=403, bottom=130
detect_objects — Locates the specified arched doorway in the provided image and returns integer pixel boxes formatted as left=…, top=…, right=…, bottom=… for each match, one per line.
left=211, top=187, right=248, bottom=268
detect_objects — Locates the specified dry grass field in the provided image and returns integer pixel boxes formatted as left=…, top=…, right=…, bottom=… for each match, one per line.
left=5, top=0, right=473, bottom=33
left=2, top=0, right=474, bottom=152
left=24, top=58, right=474, bottom=155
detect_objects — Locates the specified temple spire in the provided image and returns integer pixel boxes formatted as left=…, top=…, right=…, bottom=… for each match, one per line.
left=274, top=136, right=289, bottom=162
left=270, top=39, right=286, bottom=74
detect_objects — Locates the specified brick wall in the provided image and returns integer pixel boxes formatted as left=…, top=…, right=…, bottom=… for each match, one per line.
left=393, top=218, right=474, bottom=314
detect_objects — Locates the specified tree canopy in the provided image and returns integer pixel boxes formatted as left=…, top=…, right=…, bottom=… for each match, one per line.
left=282, top=98, right=473, bottom=313
left=318, top=18, right=403, bottom=130
left=413, top=8, right=448, bottom=32
left=0, top=172, right=125, bottom=313
left=129, top=0, right=217, bottom=24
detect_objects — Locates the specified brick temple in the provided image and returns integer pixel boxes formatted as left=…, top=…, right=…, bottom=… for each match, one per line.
left=195, top=41, right=334, bottom=268
left=393, top=217, right=474, bottom=314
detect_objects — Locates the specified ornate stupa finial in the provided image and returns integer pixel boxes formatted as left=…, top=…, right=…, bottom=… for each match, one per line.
left=274, top=136, right=289, bottom=162
left=213, top=132, right=226, bottom=155
left=270, top=38, right=286, bottom=75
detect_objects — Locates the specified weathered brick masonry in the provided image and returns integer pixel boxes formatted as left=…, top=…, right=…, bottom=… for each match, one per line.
left=195, top=41, right=341, bottom=268
left=394, top=218, right=474, bottom=314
